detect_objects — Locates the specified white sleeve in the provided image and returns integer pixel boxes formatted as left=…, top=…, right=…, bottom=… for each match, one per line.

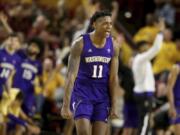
left=137, top=33, right=163, bottom=63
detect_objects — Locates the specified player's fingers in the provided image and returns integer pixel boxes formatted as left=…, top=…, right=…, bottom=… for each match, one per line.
left=61, top=112, right=72, bottom=119
left=109, top=113, right=119, bottom=119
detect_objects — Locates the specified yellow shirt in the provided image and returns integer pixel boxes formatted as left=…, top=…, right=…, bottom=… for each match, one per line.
left=42, top=71, right=65, bottom=99
left=153, top=41, right=180, bottom=74
left=37, top=0, right=59, bottom=7
left=134, top=26, right=159, bottom=43
left=64, top=0, right=87, bottom=11
left=0, top=88, right=20, bottom=122
left=121, top=41, right=133, bottom=66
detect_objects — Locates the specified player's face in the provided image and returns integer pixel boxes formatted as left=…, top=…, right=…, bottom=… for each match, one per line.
left=6, top=36, right=20, bottom=51
left=94, top=16, right=112, bottom=37
left=43, top=58, right=53, bottom=71
left=28, top=43, right=40, bottom=56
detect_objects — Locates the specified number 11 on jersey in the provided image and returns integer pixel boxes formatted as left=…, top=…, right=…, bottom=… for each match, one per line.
left=92, top=65, right=103, bottom=78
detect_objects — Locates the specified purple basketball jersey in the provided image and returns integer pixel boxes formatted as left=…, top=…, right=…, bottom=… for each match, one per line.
left=72, top=34, right=114, bottom=101
left=0, top=49, right=21, bottom=95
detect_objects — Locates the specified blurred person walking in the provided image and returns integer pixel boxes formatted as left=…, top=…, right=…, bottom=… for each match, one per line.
left=132, top=19, right=165, bottom=135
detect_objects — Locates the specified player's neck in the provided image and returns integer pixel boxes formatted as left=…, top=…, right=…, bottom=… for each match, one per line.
left=28, top=54, right=36, bottom=60
left=5, top=46, right=15, bottom=55
left=92, top=31, right=106, bottom=47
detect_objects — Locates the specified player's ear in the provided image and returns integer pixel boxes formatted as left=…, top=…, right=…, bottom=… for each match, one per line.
left=92, top=22, right=96, bottom=29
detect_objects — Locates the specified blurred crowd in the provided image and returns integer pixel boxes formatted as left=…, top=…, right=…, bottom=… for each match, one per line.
left=0, top=0, right=180, bottom=135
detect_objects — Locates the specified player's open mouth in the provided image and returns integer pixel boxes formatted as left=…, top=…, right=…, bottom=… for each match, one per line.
left=105, top=30, right=111, bottom=34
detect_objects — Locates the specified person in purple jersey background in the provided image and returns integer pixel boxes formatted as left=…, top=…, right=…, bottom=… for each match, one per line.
left=0, top=33, right=21, bottom=99
left=61, top=10, right=120, bottom=135
left=13, top=37, right=44, bottom=117
left=167, top=62, right=180, bottom=135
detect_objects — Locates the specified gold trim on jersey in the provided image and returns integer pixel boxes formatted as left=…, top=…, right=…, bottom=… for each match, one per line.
left=1, top=63, right=14, bottom=69
left=22, top=63, right=38, bottom=73
left=85, top=56, right=111, bottom=63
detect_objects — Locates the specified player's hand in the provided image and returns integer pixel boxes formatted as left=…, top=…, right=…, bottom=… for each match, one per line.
left=109, top=107, right=119, bottom=120
left=0, top=12, right=8, bottom=23
left=61, top=105, right=73, bottom=119
left=158, top=17, right=165, bottom=32
left=112, top=1, right=119, bottom=10
left=169, top=106, right=177, bottom=119
left=27, top=124, right=40, bottom=135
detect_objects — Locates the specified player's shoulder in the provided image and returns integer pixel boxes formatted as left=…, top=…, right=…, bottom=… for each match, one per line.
left=110, top=35, right=119, bottom=47
left=0, top=48, right=5, bottom=53
left=14, top=53, right=23, bottom=63
left=16, top=49, right=27, bottom=59
left=71, top=36, right=84, bottom=53
left=36, top=60, right=42, bottom=69
left=110, top=36, right=120, bottom=56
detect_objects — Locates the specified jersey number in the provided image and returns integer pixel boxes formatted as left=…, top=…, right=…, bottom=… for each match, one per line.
left=92, top=65, right=103, bottom=78
left=23, top=69, right=32, bottom=80
left=0, top=69, right=10, bottom=78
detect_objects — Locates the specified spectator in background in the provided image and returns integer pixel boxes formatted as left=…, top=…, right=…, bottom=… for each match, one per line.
left=133, top=13, right=159, bottom=44
left=153, top=27, right=180, bottom=77
left=119, top=34, right=133, bottom=66
left=132, top=19, right=164, bottom=135
left=119, top=59, right=139, bottom=135
left=0, top=90, right=40, bottom=135
left=154, top=0, right=175, bottom=27
left=42, top=57, right=65, bottom=101
left=40, top=57, right=70, bottom=134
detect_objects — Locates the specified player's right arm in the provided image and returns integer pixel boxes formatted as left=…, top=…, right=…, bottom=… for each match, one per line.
left=61, top=37, right=83, bottom=119
left=0, top=12, right=13, bottom=34
left=137, top=18, right=165, bottom=63
left=167, top=65, right=180, bottom=119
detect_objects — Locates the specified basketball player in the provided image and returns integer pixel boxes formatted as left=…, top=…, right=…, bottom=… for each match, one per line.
left=167, top=62, right=180, bottom=135
left=6, top=38, right=44, bottom=135
left=0, top=12, right=44, bottom=117
left=13, top=37, right=44, bottom=117
left=0, top=33, right=21, bottom=99
left=61, top=10, right=120, bottom=135
left=0, top=33, right=21, bottom=134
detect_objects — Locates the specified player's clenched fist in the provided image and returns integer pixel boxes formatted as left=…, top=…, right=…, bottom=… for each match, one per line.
left=61, top=105, right=73, bottom=119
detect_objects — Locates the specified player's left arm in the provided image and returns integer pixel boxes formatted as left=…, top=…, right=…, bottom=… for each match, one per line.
left=109, top=39, right=120, bottom=118
left=167, top=65, right=180, bottom=118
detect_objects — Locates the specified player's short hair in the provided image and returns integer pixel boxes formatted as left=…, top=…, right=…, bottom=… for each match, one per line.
left=90, top=10, right=112, bottom=24
left=87, top=10, right=112, bottom=32
left=28, top=37, right=45, bottom=58
left=136, top=40, right=149, bottom=50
